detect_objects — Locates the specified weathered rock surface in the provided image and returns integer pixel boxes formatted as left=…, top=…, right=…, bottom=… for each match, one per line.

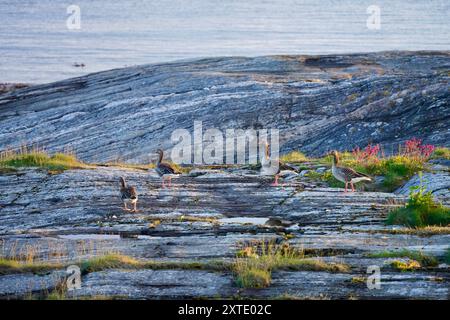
left=0, top=167, right=448, bottom=299
left=70, top=269, right=450, bottom=300
left=0, top=51, right=449, bottom=162
left=0, top=271, right=65, bottom=299
left=72, top=270, right=236, bottom=300
left=395, top=160, right=450, bottom=196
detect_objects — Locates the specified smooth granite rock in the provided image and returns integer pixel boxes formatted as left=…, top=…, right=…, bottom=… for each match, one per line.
left=0, top=167, right=448, bottom=299
left=0, top=52, right=449, bottom=162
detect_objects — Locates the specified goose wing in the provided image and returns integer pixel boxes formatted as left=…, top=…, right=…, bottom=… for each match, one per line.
left=338, top=166, right=371, bottom=180
left=128, top=187, right=137, bottom=199
left=121, top=186, right=137, bottom=200
left=158, top=162, right=180, bottom=175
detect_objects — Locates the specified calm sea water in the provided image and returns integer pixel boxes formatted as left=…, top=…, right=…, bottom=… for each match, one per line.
left=0, top=0, right=449, bottom=84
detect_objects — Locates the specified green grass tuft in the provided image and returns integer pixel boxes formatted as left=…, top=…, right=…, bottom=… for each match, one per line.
left=79, top=254, right=140, bottom=274
left=312, top=170, right=345, bottom=188
left=386, top=175, right=450, bottom=227
left=0, top=149, right=85, bottom=170
left=0, top=258, right=62, bottom=275
left=0, top=253, right=229, bottom=277
left=390, top=260, right=421, bottom=271
left=235, top=268, right=271, bottom=288
left=232, top=242, right=349, bottom=288
left=386, top=206, right=450, bottom=227
left=432, top=147, right=450, bottom=160
left=367, top=249, right=438, bottom=267
left=355, top=226, right=450, bottom=236
left=280, top=151, right=308, bottom=163
left=346, top=156, right=424, bottom=191
left=309, top=147, right=433, bottom=191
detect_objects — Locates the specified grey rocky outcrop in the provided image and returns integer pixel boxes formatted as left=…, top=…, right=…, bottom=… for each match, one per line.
left=1, top=51, right=449, bottom=299
left=395, top=160, right=450, bottom=196
left=0, top=167, right=448, bottom=299
left=0, top=51, right=449, bottom=162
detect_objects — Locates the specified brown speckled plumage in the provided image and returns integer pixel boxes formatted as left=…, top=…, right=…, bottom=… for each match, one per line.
left=120, top=177, right=138, bottom=212
left=331, top=151, right=371, bottom=192
left=155, top=149, right=181, bottom=188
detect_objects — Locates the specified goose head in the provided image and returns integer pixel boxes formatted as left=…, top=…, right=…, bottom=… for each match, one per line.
left=155, top=149, right=164, bottom=163
left=329, top=150, right=339, bottom=165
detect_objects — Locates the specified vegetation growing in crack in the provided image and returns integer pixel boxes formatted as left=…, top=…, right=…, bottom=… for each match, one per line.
left=431, top=147, right=450, bottom=160
left=79, top=254, right=228, bottom=274
left=0, top=253, right=229, bottom=277
left=322, top=140, right=437, bottom=191
left=144, top=215, right=219, bottom=226
left=0, top=258, right=63, bottom=275
left=0, top=147, right=86, bottom=171
left=285, top=140, right=448, bottom=192
left=390, top=260, right=422, bottom=271
left=232, top=241, right=350, bottom=289
left=354, top=226, right=450, bottom=236
left=280, top=151, right=309, bottom=163
left=386, top=173, right=450, bottom=227
left=366, top=249, right=438, bottom=267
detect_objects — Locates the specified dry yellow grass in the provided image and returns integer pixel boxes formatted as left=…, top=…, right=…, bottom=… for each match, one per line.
left=233, top=241, right=349, bottom=288
left=280, top=151, right=309, bottom=163
left=0, top=146, right=86, bottom=170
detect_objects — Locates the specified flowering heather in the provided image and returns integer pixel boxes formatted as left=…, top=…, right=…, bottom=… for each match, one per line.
left=404, top=138, right=422, bottom=154
left=342, top=139, right=438, bottom=191
left=403, top=138, right=435, bottom=159
left=352, top=144, right=381, bottom=161
left=418, top=144, right=436, bottom=158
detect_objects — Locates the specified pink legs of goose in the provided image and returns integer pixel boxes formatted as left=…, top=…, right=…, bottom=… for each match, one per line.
left=271, top=174, right=280, bottom=186
left=344, top=181, right=356, bottom=193
left=161, top=176, right=173, bottom=188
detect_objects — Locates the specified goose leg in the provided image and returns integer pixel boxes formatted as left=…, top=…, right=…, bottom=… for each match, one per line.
left=123, top=202, right=129, bottom=211
left=351, top=182, right=355, bottom=192
left=344, top=182, right=348, bottom=193
left=271, top=174, right=279, bottom=186
left=133, top=202, right=137, bottom=212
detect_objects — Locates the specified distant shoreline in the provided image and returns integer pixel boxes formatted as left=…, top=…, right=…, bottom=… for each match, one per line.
left=2, top=50, right=449, bottom=88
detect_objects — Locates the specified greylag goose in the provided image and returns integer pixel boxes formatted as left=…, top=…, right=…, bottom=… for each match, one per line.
left=119, top=177, right=138, bottom=212
left=330, top=150, right=372, bottom=192
left=260, top=142, right=298, bottom=186
left=155, top=149, right=181, bottom=188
